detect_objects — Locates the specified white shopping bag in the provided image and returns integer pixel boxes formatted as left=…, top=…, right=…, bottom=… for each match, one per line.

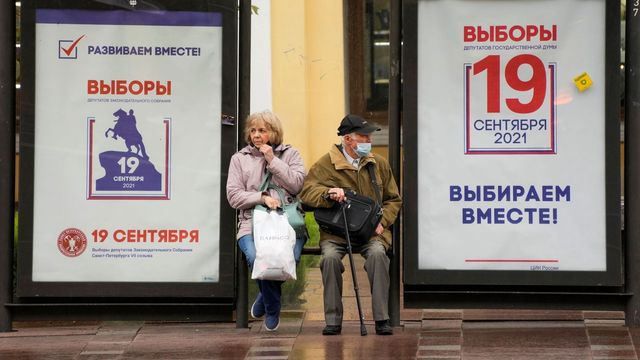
left=251, top=206, right=297, bottom=281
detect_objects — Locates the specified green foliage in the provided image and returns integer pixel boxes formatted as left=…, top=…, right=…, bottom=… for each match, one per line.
left=279, top=255, right=313, bottom=306
left=304, top=211, right=320, bottom=249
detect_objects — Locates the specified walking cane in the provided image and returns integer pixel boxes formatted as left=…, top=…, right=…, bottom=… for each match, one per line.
left=341, top=198, right=368, bottom=336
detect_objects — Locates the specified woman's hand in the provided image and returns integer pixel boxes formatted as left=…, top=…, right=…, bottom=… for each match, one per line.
left=261, top=195, right=281, bottom=209
left=258, top=144, right=275, bottom=163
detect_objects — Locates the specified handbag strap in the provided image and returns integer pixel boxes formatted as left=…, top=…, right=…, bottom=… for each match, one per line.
left=259, top=170, right=287, bottom=202
left=258, top=171, right=272, bottom=192
left=267, top=181, right=287, bottom=204
left=366, top=162, right=382, bottom=204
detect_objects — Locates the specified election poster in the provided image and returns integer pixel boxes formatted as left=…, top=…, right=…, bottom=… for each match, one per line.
left=31, top=9, right=223, bottom=282
left=416, top=0, right=610, bottom=272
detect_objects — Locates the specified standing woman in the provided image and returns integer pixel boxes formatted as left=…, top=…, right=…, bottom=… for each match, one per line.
left=226, top=110, right=306, bottom=331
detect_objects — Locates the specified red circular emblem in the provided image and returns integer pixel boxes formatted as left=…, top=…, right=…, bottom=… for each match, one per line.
left=57, top=228, right=87, bottom=257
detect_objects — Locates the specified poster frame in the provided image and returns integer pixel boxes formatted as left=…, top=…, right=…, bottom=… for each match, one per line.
left=402, top=0, right=623, bottom=288
left=16, top=0, right=238, bottom=298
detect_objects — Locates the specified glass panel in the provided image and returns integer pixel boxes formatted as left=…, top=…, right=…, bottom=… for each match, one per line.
left=365, top=0, right=390, bottom=112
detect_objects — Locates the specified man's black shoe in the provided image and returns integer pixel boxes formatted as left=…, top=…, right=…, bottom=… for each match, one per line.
left=322, top=325, right=342, bottom=335
left=375, top=320, right=393, bottom=335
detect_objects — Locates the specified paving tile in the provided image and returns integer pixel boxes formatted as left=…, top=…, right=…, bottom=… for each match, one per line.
left=589, top=335, right=636, bottom=345
left=78, top=354, right=125, bottom=360
left=246, top=338, right=295, bottom=360
left=0, top=325, right=98, bottom=338
left=417, top=325, right=463, bottom=360
left=423, top=309, right=463, bottom=320
left=589, top=327, right=632, bottom=336
left=463, top=309, right=584, bottom=321
left=0, top=334, right=94, bottom=360
left=403, top=320, right=423, bottom=332
left=421, top=336, right=462, bottom=346
left=462, top=347, right=591, bottom=360
left=462, top=326, right=590, bottom=350
left=587, top=325, right=638, bottom=359
left=422, top=319, right=463, bottom=330
left=292, top=324, right=419, bottom=360
left=463, top=321, right=585, bottom=329
left=585, top=319, right=627, bottom=327
left=628, top=327, right=640, bottom=356
left=421, top=329, right=462, bottom=338
left=122, top=335, right=253, bottom=359
left=583, top=311, right=626, bottom=320
left=401, top=309, right=424, bottom=321
left=12, top=320, right=101, bottom=328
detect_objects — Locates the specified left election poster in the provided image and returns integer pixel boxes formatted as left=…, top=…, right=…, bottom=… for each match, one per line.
left=20, top=6, right=231, bottom=288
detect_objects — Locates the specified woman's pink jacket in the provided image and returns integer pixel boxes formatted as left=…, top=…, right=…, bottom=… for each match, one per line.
left=226, top=144, right=305, bottom=239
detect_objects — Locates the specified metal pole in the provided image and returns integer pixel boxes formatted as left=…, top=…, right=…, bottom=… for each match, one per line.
left=0, top=0, right=16, bottom=332
left=625, top=0, right=640, bottom=327
left=387, top=0, right=402, bottom=327
left=235, top=0, right=250, bottom=329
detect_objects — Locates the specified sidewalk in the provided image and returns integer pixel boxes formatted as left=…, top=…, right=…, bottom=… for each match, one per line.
left=1, top=259, right=640, bottom=359
left=2, top=310, right=639, bottom=359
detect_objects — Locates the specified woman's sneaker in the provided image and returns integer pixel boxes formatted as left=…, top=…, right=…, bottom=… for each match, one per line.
left=250, top=293, right=265, bottom=319
left=264, top=314, right=280, bottom=331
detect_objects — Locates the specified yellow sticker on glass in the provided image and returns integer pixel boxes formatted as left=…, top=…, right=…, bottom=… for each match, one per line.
left=573, top=72, right=593, bottom=92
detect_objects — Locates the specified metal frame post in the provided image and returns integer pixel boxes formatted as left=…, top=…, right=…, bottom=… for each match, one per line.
left=388, top=0, right=402, bottom=327
left=625, top=0, right=640, bottom=327
left=235, top=0, right=251, bottom=329
left=0, top=0, right=16, bottom=332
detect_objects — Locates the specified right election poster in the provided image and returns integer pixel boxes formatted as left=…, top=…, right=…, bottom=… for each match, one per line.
left=415, top=0, right=614, bottom=274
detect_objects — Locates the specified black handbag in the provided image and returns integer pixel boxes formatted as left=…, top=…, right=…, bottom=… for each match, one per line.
left=313, top=163, right=383, bottom=244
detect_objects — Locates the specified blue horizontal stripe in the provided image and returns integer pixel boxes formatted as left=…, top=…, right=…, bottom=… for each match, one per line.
left=36, top=9, right=222, bottom=26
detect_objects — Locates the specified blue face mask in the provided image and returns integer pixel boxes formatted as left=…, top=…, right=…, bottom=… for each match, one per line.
left=355, top=142, right=372, bottom=157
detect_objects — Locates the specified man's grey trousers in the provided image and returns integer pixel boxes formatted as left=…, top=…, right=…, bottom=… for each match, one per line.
left=319, top=239, right=390, bottom=326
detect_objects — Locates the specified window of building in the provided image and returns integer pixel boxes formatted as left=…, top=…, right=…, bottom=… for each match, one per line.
left=346, top=0, right=390, bottom=131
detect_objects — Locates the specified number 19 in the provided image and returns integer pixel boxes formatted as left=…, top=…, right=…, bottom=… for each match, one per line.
left=473, top=54, right=547, bottom=114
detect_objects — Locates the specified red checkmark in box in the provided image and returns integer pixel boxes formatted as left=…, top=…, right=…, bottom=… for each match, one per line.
left=58, top=35, right=85, bottom=59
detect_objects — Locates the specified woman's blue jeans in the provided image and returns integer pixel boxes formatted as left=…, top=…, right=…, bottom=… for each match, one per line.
left=238, top=234, right=306, bottom=317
